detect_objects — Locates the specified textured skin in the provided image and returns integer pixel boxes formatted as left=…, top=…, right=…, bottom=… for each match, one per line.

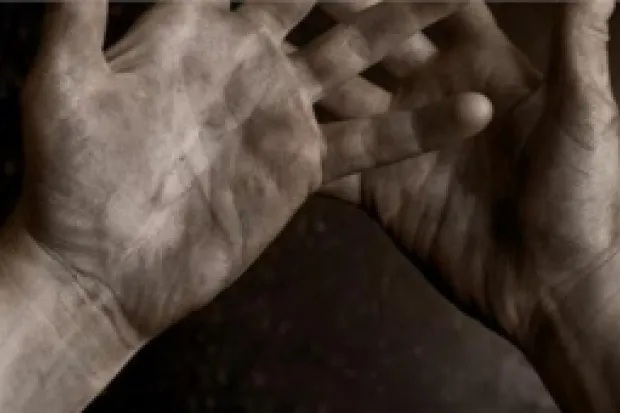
left=0, top=4, right=556, bottom=413
left=322, top=1, right=620, bottom=411
left=19, top=0, right=482, bottom=342
left=24, top=2, right=321, bottom=338
left=1, top=1, right=616, bottom=411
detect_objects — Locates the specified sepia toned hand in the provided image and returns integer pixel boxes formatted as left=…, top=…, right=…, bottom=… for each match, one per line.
left=321, top=1, right=620, bottom=410
left=19, top=1, right=486, bottom=340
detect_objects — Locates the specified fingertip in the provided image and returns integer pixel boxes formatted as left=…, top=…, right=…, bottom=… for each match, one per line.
left=455, top=92, right=493, bottom=132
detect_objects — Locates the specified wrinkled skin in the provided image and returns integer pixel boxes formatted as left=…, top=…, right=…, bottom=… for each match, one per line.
left=326, top=0, right=546, bottom=338
left=19, top=1, right=486, bottom=338
left=322, top=1, right=620, bottom=410
left=12, top=0, right=620, bottom=410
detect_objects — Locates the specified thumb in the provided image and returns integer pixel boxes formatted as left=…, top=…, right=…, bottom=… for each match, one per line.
left=321, top=93, right=493, bottom=181
left=549, top=0, right=616, bottom=124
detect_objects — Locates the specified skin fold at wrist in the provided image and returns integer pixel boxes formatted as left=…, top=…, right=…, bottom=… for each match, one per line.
left=0, top=210, right=143, bottom=412
left=523, top=251, right=620, bottom=413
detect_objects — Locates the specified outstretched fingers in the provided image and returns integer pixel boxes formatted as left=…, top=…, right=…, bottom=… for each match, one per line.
left=321, top=93, right=493, bottom=181
left=294, top=1, right=461, bottom=101
left=240, top=1, right=316, bottom=44
left=322, top=3, right=438, bottom=77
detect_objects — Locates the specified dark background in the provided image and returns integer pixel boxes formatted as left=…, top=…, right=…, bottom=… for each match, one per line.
left=0, top=3, right=614, bottom=412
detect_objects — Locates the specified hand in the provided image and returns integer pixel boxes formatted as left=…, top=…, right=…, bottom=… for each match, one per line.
left=322, top=1, right=620, bottom=410
left=18, top=1, right=484, bottom=339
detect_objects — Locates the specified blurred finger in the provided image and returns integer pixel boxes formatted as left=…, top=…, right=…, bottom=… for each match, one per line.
left=240, top=1, right=316, bottom=43
left=320, top=174, right=363, bottom=204
left=393, top=52, right=479, bottom=110
left=393, top=45, right=539, bottom=115
left=322, top=3, right=437, bottom=77
left=321, top=92, right=493, bottom=181
left=294, top=2, right=461, bottom=101
left=383, top=34, right=437, bottom=78
left=277, top=11, right=393, bottom=117
left=317, top=1, right=437, bottom=116
left=320, top=76, right=393, bottom=118
left=321, top=0, right=380, bottom=17
left=279, top=18, right=392, bottom=116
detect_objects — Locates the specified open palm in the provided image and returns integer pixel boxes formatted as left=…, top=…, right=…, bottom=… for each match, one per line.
left=21, top=1, right=480, bottom=338
left=322, top=2, right=620, bottom=410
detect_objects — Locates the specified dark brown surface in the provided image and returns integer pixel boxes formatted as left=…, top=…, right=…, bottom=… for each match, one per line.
left=2, top=3, right=614, bottom=412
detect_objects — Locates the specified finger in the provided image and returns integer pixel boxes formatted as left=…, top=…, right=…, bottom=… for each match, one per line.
left=277, top=14, right=393, bottom=117
left=382, top=34, right=437, bottom=78
left=320, top=76, right=393, bottom=118
left=39, top=0, right=108, bottom=73
left=425, top=0, right=506, bottom=49
left=314, top=4, right=437, bottom=120
left=318, top=1, right=437, bottom=116
left=392, top=57, right=456, bottom=110
left=240, top=1, right=316, bottom=44
left=293, top=2, right=461, bottom=101
left=107, top=3, right=205, bottom=73
left=321, top=0, right=380, bottom=17
left=321, top=93, right=493, bottom=181
left=392, top=44, right=538, bottom=115
left=322, top=3, right=437, bottom=77
left=278, top=3, right=394, bottom=116
left=279, top=21, right=392, bottom=116
left=550, top=0, right=616, bottom=118
left=320, top=174, right=363, bottom=204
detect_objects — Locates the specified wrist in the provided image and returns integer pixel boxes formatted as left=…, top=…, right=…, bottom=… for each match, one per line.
left=0, top=212, right=143, bottom=412
left=523, top=251, right=620, bottom=413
